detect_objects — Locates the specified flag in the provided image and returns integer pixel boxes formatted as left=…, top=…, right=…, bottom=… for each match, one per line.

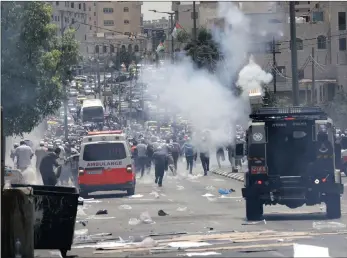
left=171, top=22, right=183, bottom=38
left=156, top=42, right=165, bottom=53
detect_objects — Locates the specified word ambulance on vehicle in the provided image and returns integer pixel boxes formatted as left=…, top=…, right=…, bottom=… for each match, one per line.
left=78, top=130, right=136, bottom=197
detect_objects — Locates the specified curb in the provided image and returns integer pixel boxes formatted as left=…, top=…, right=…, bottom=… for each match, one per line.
left=212, top=168, right=244, bottom=182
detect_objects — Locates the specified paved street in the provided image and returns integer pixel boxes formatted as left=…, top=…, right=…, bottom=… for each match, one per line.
left=34, top=163, right=347, bottom=258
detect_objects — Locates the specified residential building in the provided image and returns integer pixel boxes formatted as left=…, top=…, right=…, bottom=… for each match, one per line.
left=143, top=17, right=171, bottom=53
left=209, top=1, right=347, bottom=104
left=49, top=1, right=89, bottom=58
left=85, top=1, right=144, bottom=60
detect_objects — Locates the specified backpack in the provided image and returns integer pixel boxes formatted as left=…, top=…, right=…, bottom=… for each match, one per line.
left=184, top=144, right=194, bottom=156
left=171, top=143, right=180, bottom=154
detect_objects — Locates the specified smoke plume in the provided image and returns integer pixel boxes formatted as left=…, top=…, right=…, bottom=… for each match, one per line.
left=141, top=2, right=273, bottom=149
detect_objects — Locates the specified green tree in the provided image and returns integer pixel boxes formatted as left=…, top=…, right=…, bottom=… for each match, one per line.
left=184, top=28, right=220, bottom=72
left=1, top=2, right=80, bottom=136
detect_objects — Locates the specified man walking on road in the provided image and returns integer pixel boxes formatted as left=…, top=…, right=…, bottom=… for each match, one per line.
left=14, top=141, right=34, bottom=172
left=35, top=141, right=47, bottom=172
left=199, top=137, right=210, bottom=176
left=171, top=138, right=181, bottom=173
left=152, top=146, right=168, bottom=187
left=181, top=138, right=195, bottom=175
left=136, top=139, right=148, bottom=177
left=39, top=147, right=62, bottom=186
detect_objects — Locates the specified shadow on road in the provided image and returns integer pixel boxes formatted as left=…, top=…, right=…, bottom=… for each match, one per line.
left=263, top=212, right=328, bottom=221
left=87, top=192, right=128, bottom=199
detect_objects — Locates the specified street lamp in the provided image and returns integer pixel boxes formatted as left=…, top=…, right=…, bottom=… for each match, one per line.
left=149, top=9, right=175, bottom=63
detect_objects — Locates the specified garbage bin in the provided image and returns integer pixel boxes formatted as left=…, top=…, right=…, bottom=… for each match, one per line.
left=12, top=184, right=79, bottom=258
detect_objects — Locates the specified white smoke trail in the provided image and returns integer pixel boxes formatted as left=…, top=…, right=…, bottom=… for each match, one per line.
left=141, top=3, right=273, bottom=149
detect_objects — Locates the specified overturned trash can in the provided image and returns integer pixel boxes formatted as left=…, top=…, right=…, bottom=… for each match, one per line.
left=12, top=184, right=80, bottom=258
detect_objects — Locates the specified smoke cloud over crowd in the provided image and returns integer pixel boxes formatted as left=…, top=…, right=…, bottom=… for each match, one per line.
left=141, top=2, right=273, bottom=149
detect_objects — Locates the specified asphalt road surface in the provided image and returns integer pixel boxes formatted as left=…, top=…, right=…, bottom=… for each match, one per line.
left=34, top=163, right=347, bottom=258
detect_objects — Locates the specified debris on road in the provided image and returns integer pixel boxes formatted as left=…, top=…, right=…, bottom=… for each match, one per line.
left=177, top=185, right=185, bottom=190
left=150, top=191, right=160, bottom=198
left=242, top=219, right=266, bottom=225
left=118, top=204, right=132, bottom=210
left=179, top=251, right=222, bottom=256
left=177, top=206, right=188, bottom=212
left=218, top=188, right=235, bottom=195
left=158, top=209, right=169, bottom=216
left=167, top=241, right=212, bottom=249
left=96, top=209, right=108, bottom=215
left=202, top=193, right=214, bottom=197
left=140, top=211, right=155, bottom=224
left=128, top=194, right=144, bottom=198
left=137, top=237, right=158, bottom=248
left=128, top=218, right=141, bottom=226
left=205, top=185, right=216, bottom=191
left=78, top=197, right=102, bottom=203
left=293, top=243, right=330, bottom=257
left=313, top=221, right=346, bottom=230
left=76, top=220, right=88, bottom=226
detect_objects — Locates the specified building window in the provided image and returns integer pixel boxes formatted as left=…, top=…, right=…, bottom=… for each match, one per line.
left=317, top=35, right=326, bottom=49
left=94, top=2, right=96, bottom=6
left=338, top=12, right=346, bottom=30
left=124, top=7, right=129, bottom=12
left=89, top=17, right=91, bottom=21
left=134, top=44, right=139, bottom=52
left=94, top=21, right=96, bottom=25
left=103, top=45, right=107, bottom=53
left=70, top=2, right=74, bottom=8
left=86, top=46, right=89, bottom=53
left=90, top=25, right=92, bottom=30
left=312, top=11, right=323, bottom=22
left=94, top=12, right=96, bottom=16
left=124, top=32, right=131, bottom=36
left=95, top=45, right=99, bottom=53
left=103, top=8, right=114, bottom=13
left=124, top=20, right=130, bottom=24
left=104, top=20, right=114, bottom=26
left=78, top=3, right=81, bottom=9
left=83, top=3, right=86, bottom=11
left=110, top=44, right=115, bottom=53
left=339, top=37, right=346, bottom=51
left=85, top=34, right=87, bottom=40
left=191, top=12, right=198, bottom=20
left=290, top=38, right=303, bottom=50
left=89, top=7, right=91, bottom=11
left=56, top=1, right=59, bottom=5
left=71, top=18, right=75, bottom=24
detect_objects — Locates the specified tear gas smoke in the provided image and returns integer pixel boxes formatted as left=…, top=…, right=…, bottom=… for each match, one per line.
left=142, top=2, right=273, bottom=149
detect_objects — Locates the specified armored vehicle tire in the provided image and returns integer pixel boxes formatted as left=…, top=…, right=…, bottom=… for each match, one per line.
left=326, top=193, right=341, bottom=219
left=246, top=198, right=263, bottom=221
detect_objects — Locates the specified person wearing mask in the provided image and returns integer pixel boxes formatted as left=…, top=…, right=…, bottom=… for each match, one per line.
left=39, top=147, right=62, bottom=186
left=152, top=146, right=168, bottom=187
left=14, top=141, right=34, bottom=172
left=171, top=138, right=181, bottom=173
left=10, top=143, right=19, bottom=168
left=35, top=141, right=48, bottom=172
left=181, top=138, right=195, bottom=175
left=199, top=137, right=210, bottom=176
left=136, top=140, right=148, bottom=177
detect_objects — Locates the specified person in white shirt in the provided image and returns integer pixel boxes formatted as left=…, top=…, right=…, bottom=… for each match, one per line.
left=14, top=141, right=34, bottom=171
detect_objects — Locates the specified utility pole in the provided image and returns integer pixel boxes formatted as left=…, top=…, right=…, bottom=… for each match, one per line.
left=193, top=1, right=197, bottom=62
left=96, top=52, right=101, bottom=99
left=289, top=2, right=300, bottom=106
left=311, top=47, right=316, bottom=105
left=170, top=13, right=175, bottom=64
left=271, top=37, right=281, bottom=94
left=60, top=10, right=69, bottom=140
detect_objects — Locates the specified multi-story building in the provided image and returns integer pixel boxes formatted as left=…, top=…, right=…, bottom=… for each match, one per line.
left=85, top=1, right=144, bottom=60
left=49, top=1, right=89, bottom=58
left=207, top=1, right=347, bottom=104
left=143, top=17, right=170, bottom=53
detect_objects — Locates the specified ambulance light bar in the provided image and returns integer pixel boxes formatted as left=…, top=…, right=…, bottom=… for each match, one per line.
left=87, top=130, right=123, bottom=135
